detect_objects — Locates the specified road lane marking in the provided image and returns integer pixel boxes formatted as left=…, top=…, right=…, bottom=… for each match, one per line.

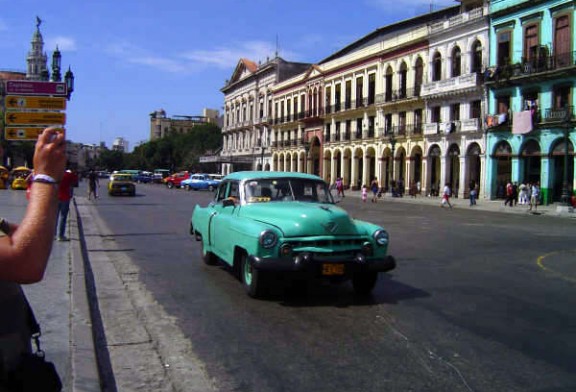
left=536, top=250, right=576, bottom=283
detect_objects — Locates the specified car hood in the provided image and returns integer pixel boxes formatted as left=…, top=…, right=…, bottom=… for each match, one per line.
left=240, top=202, right=361, bottom=237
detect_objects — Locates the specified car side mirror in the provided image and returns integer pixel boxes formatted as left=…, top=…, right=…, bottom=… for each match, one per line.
left=222, top=198, right=236, bottom=208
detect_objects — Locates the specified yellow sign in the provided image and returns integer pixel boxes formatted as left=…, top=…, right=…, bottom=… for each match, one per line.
left=5, top=95, right=67, bottom=110
left=5, top=112, right=66, bottom=125
left=4, top=127, right=65, bottom=141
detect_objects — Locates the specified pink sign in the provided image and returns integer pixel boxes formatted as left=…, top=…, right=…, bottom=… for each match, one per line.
left=5, top=80, right=67, bottom=96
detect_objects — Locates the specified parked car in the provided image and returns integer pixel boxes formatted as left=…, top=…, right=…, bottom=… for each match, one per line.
left=108, top=173, right=136, bottom=196
left=190, top=171, right=395, bottom=298
left=133, top=172, right=153, bottom=183
left=181, top=173, right=221, bottom=191
left=164, top=171, right=190, bottom=189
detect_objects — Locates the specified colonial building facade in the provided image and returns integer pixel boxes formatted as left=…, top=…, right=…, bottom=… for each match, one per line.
left=269, top=3, right=489, bottom=198
left=485, top=0, right=575, bottom=203
left=219, top=57, right=311, bottom=174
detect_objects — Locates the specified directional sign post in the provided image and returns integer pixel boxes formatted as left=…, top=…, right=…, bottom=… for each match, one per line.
left=2, top=80, right=69, bottom=141
left=5, top=95, right=67, bottom=110
left=4, top=127, right=65, bottom=140
left=5, top=112, right=66, bottom=126
left=5, top=80, right=67, bottom=96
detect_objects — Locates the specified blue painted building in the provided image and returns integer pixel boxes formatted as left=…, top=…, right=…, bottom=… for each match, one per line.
left=485, top=0, right=575, bottom=203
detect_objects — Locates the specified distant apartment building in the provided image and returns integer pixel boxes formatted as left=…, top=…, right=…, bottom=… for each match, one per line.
left=149, top=108, right=221, bottom=140
left=112, top=137, right=129, bottom=152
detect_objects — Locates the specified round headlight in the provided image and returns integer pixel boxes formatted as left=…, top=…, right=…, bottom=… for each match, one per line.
left=259, top=230, right=278, bottom=249
left=373, top=229, right=389, bottom=246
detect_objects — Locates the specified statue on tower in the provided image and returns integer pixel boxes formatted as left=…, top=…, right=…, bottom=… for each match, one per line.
left=36, top=16, right=42, bottom=28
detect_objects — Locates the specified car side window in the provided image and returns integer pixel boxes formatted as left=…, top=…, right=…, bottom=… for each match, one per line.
left=215, top=182, right=229, bottom=202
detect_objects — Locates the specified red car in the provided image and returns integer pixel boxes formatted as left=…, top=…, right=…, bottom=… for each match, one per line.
left=164, top=171, right=190, bottom=189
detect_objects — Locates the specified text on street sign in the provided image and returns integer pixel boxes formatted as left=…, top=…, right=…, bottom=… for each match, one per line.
left=5, top=111, right=66, bottom=125
left=5, top=80, right=67, bottom=96
left=5, top=95, right=67, bottom=110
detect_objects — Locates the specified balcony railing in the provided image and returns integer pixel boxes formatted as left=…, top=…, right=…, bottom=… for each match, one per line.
left=486, top=51, right=576, bottom=83
left=429, top=6, right=485, bottom=34
left=421, top=72, right=481, bottom=97
left=544, top=106, right=575, bottom=123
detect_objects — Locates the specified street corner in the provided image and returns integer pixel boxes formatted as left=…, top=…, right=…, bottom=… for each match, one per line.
left=537, top=249, right=576, bottom=284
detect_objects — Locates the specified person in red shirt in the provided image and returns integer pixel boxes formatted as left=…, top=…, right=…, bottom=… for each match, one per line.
left=56, top=169, right=77, bottom=241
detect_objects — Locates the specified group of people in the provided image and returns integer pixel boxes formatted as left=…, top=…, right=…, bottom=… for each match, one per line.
left=504, top=181, right=541, bottom=211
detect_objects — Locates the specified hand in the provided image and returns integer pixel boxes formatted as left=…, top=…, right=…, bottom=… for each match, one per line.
left=33, top=127, right=66, bottom=182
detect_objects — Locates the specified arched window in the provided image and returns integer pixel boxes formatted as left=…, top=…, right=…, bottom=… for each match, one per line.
left=414, top=57, right=424, bottom=95
left=432, top=52, right=442, bottom=81
left=451, top=46, right=461, bottom=77
left=471, top=40, right=482, bottom=73
left=399, top=62, right=408, bottom=98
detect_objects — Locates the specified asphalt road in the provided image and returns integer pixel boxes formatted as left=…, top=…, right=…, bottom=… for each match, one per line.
left=85, top=182, right=576, bottom=392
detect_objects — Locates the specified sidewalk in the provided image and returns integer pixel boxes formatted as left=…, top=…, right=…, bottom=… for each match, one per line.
left=339, top=189, right=576, bottom=218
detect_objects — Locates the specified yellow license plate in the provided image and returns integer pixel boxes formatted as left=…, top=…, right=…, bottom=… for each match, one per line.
left=322, top=264, right=344, bottom=275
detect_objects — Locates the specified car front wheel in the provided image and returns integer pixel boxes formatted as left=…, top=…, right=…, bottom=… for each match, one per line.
left=166, top=182, right=174, bottom=189
left=352, top=271, right=378, bottom=296
left=241, top=253, right=266, bottom=298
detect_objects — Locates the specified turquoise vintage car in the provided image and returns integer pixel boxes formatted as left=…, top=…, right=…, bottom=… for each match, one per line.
left=190, top=171, right=395, bottom=298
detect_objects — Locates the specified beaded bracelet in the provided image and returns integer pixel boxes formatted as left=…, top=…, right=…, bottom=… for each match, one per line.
left=33, top=174, right=59, bottom=185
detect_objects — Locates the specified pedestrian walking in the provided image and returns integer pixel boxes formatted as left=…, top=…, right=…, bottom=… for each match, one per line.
left=56, top=169, right=77, bottom=241
left=504, top=182, right=514, bottom=207
left=361, top=184, right=367, bottom=202
left=88, top=169, right=99, bottom=200
left=370, top=177, right=379, bottom=203
left=335, top=177, right=345, bottom=198
left=518, top=182, right=528, bottom=205
left=441, top=183, right=453, bottom=208
left=469, top=180, right=477, bottom=206
left=0, top=127, right=65, bottom=390
left=529, top=182, right=540, bottom=212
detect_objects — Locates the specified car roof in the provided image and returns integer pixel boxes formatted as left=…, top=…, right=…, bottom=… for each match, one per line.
left=223, top=171, right=323, bottom=181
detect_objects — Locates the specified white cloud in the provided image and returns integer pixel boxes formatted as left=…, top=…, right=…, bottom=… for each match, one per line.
left=104, top=39, right=297, bottom=74
left=182, top=40, right=293, bottom=69
left=46, top=36, right=77, bottom=52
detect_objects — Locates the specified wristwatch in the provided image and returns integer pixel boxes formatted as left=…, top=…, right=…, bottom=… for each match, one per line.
left=0, top=218, right=10, bottom=236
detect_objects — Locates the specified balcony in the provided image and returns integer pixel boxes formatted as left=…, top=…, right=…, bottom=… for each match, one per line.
left=543, top=106, right=575, bottom=124
left=429, top=7, right=485, bottom=34
left=424, top=123, right=439, bottom=135
left=460, top=118, right=481, bottom=132
left=421, top=72, right=481, bottom=97
left=486, top=51, right=576, bottom=86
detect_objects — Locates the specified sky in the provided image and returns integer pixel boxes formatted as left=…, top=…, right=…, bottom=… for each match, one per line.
left=1, top=0, right=456, bottom=151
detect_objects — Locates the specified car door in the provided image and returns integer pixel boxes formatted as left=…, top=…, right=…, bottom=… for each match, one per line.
left=208, top=180, right=240, bottom=265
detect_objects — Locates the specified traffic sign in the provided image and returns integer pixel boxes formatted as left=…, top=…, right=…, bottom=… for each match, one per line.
left=5, top=80, right=67, bottom=96
left=5, top=111, right=66, bottom=125
left=4, top=127, right=65, bottom=141
left=5, top=95, right=67, bottom=110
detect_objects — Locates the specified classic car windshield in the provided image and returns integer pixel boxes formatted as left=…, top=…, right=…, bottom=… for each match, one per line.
left=244, top=178, right=334, bottom=204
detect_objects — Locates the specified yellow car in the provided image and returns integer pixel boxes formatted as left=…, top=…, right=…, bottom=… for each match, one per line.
left=108, top=173, right=136, bottom=196
left=11, top=166, right=32, bottom=190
